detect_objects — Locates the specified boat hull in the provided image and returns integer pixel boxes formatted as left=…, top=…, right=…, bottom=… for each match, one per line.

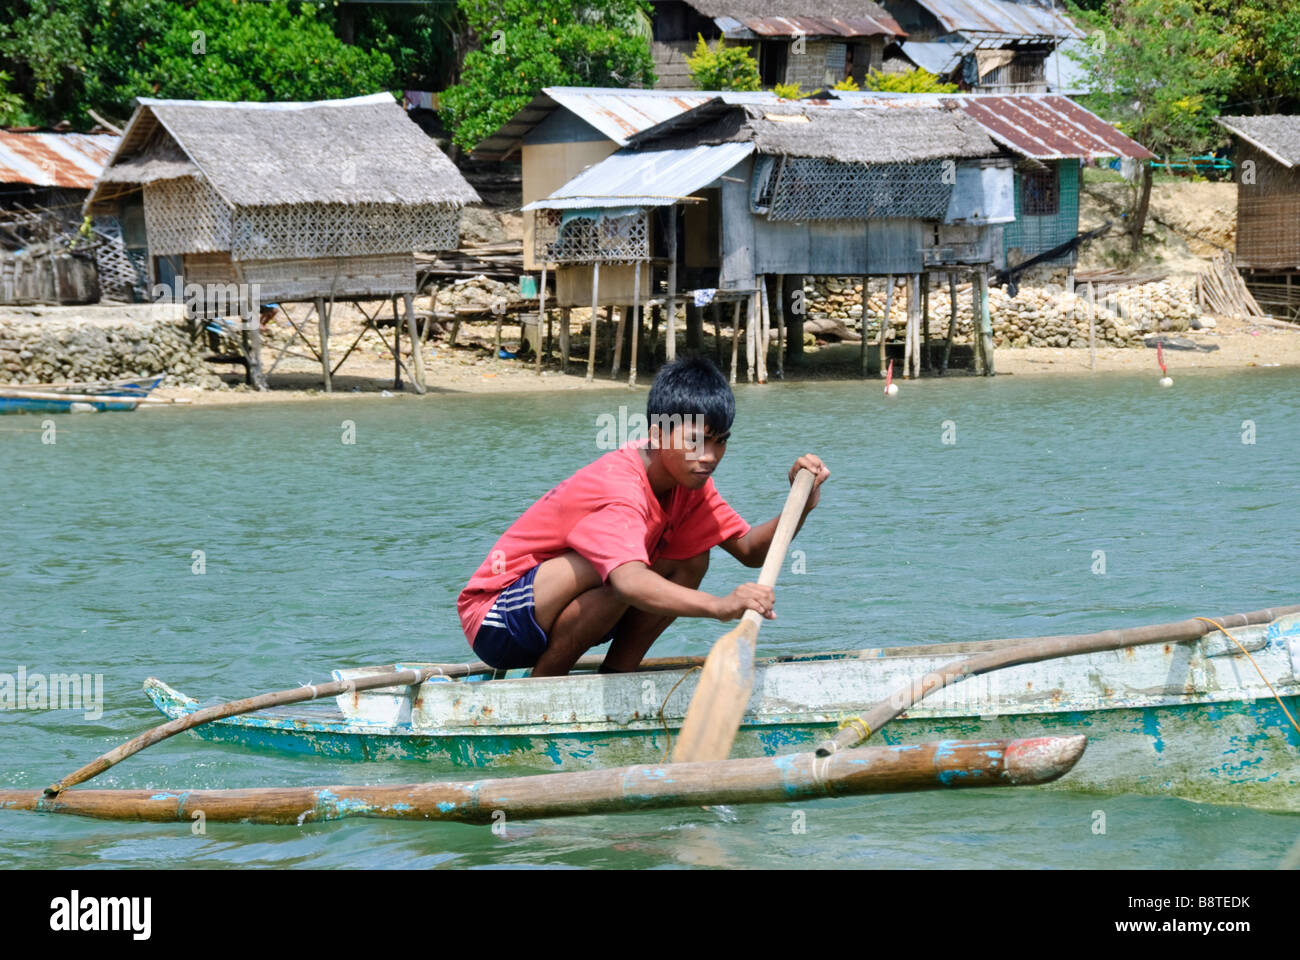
left=144, top=615, right=1300, bottom=812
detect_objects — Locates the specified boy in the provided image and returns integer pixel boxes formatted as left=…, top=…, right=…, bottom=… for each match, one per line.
left=457, top=356, right=829, bottom=676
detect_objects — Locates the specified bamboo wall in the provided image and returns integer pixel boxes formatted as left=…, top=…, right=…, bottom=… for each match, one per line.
left=1235, top=143, right=1300, bottom=271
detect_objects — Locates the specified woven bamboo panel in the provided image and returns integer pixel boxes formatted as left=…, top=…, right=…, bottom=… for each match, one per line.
left=234, top=253, right=416, bottom=302
left=92, top=216, right=147, bottom=301
left=231, top=203, right=461, bottom=261
left=768, top=158, right=954, bottom=221
left=533, top=210, right=649, bottom=265
left=143, top=177, right=233, bottom=255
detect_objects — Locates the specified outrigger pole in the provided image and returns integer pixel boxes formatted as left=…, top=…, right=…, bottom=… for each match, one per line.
left=1, top=735, right=1085, bottom=826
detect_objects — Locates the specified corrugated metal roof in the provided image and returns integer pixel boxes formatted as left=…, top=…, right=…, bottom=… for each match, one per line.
left=0, top=131, right=118, bottom=189
left=899, top=39, right=973, bottom=75
left=949, top=94, right=1152, bottom=159
left=475, top=85, right=1151, bottom=163
left=831, top=90, right=1151, bottom=159
left=522, top=142, right=755, bottom=210
left=472, top=87, right=776, bottom=161
left=912, top=0, right=1084, bottom=41
left=716, top=14, right=902, bottom=39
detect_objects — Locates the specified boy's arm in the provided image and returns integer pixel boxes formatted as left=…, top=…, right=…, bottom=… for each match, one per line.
left=607, top=561, right=773, bottom=621
left=719, top=453, right=829, bottom=568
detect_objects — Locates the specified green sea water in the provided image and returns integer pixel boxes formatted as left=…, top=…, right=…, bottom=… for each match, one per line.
left=2, top=369, right=1298, bottom=868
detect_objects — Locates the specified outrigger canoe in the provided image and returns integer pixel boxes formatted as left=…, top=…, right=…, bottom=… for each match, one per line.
left=146, top=610, right=1300, bottom=813
left=0, top=375, right=166, bottom=414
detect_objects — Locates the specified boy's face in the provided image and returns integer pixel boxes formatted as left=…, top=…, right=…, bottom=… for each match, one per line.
left=651, top=417, right=729, bottom=490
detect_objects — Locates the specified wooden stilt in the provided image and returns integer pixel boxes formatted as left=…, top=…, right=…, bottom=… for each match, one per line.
left=392, top=296, right=403, bottom=389
left=649, top=304, right=660, bottom=366
left=449, top=316, right=460, bottom=349
left=666, top=210, right=678, bottom=363
left=587, top=264, right=600, bottom=381
left=942, top=272, right=957, bottom=374
left=921, top=273, right=930, bottom=372
left=774, top=274, right=785, bottom=380
left=423, top=285, right=436, bottom=343
left=859, top=276, right=871, bottom=377
left=970, top=272, right=983, bottom=374
left=712, top=300, right=723, bottom=366
left=879, top=276, right=894, bottom=379
left=628, top=263, right=642, bottom=388
left=315, top=296, right=331, bottom=392
left=729, top=299, right=741, bottom=385
left=978, top=268, right=994, bottom=376
left=404, top=292, right=425, bottom=394
left=611, top=304, right=626, bottom=379
left=1087, top=281, right=1097, bottom=371
left=559, top=307, right=571, bottom=373
left=903, top=276, right=914, bottom=379
left=245, top=307, right=267, bottom=391
left=536, top=265, right=547, bottom=374
left=757, top=274, right=769, bottom=384
left=746, top=289, right=757, bottom=382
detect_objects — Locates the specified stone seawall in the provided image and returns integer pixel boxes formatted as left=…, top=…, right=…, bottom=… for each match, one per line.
left=0, top=305, right=222, bottom=387
left=801, top=276, right=1204, bottom=348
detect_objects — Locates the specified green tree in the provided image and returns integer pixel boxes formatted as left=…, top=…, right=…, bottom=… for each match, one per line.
left=1208, top=0, right=1300, bottom=115
left=0, top=1, right=395, bottom=128
left=1067, top=0, right=1235, bottom=249
left=440, top=0, right=655, bottom=151
left=684, top=35, right=760, bottom=92
left=861, top=68, right=957, bottom=94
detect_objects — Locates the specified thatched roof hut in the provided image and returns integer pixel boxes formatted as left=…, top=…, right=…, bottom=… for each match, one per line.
left=86, top=93, right=479, bottom=304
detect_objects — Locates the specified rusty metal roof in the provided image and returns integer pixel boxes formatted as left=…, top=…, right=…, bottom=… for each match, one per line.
left=830, top=91, right=1151, bottom=159
left=0, top=131, right=119, bottom=189
left=948, top=94, right=1152, bottom=160
left=910, top=0, right=1084, bottom=41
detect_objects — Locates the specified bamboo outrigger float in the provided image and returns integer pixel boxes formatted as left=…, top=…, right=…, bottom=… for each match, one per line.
left=0, top=736, right=1084, bottom=825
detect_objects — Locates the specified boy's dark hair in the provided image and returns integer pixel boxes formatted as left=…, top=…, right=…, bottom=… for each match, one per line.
left=646, top=355, right=734, bottom=437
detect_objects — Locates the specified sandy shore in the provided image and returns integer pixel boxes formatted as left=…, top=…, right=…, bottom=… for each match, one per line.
left=152, top=314, right=1300, bottom=407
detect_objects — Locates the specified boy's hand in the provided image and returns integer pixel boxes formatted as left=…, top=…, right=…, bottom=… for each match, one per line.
left=713, top=583, right=776, bottom=622
left=789, top=453, right=830, bottom=511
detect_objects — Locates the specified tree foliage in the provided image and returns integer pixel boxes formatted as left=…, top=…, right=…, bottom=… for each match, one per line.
left=440, top=0, right=655, bottom=151
left=684, top=35, right=760, bottom=93
left=0, top=1, right=395, bottom=128
left=1067, top=0, right=1236, bottom=156
left=861, top=68, right=957, bottom=94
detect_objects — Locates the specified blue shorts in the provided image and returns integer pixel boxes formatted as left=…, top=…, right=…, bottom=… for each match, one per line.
left=472, top=567, right=550, bottom=669
left=472, top=565, right=618, bottom=670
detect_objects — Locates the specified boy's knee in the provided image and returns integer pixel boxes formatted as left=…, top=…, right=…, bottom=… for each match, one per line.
left=659, top=551, right=709, bottom=587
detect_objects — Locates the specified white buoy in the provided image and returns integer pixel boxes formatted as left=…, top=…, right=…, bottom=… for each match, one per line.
left=1159, top=376, right=1173, bottom=388
left=884, top=383, right=899, bottom=397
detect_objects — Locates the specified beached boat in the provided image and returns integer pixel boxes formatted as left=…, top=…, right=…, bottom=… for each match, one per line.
left=145, top=610, right=1300, bottom=812
left=0, top=375, right=165, bottom=414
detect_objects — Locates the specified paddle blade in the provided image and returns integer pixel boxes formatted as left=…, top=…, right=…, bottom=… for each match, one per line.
left=672, top=619, right=759, bottom=764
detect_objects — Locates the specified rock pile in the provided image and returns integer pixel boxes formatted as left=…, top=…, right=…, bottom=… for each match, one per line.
left=0, top=305, right=222, bottom=387
left=801, top=276, right=1201, bottom=348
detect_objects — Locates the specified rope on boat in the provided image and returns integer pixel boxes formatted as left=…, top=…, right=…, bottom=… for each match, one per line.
left=659, top=666, right=701, bottom=760
left=1196, top=617, right=1300, bottom=737
left=837, top=715, right=872, bottom=743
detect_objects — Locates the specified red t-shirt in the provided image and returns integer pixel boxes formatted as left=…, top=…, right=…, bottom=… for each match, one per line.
left=457, top=443, right=750, bottom=645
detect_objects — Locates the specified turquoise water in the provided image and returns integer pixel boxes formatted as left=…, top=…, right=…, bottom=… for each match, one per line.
left=2, top=369, right=1298, bottom=868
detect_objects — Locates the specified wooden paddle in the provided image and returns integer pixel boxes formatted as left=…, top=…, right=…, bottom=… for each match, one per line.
left=813, top=602, right=1300, bottom=757
left=672, top=468, right=817, bottom=764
